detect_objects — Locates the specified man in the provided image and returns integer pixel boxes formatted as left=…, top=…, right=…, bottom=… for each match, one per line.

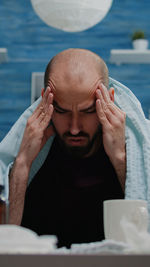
left=8, top=48, right=125, bottom=247
left=0, top=48, right=150, bottom=248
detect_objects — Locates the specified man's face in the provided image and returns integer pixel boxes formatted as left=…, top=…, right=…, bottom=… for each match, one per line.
left=51, top=92, right=102, bottom=158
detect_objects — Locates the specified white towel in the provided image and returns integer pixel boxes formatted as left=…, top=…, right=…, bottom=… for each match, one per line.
left=0, top=77, right=150, bottom=225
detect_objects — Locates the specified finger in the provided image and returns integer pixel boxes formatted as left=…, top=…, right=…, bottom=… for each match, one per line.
left=97, top=83, right=111, bottom=103
left=96, top=89, right=110, bottom=113
left=96, top=89, right=118, bottom=124
left=38, top=97, right=53, bottom=125
left=42, top=86, right=51, bottom=107
left=96, top=88, right=125, bottom=119
left=106, top=102, right=126, bottom=120
left=32, top=87, right=53, bottom=120
left=36, top=86, right=50, bottom=109
left=98, top=84, right=126, bottom=117
left=40, top=103, right=54, bottom=127
left=36, top=86, right=51, bottom=116
left=39, top=92, right=53, bottom=119
left=96, top=98, right=110, bottom=127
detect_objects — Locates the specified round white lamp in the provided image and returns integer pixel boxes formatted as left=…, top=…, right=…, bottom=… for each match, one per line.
left=31, top=0, right=113, bottom=32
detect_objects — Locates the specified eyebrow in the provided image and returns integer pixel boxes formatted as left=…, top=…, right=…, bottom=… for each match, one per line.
left=53, top=101, right=96, bottom=112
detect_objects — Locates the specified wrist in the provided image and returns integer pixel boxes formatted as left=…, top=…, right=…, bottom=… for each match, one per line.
left=110, top=151, right=126, bottom=192
left=9, top=155, right=30, bottom=225
left=13, top=154, right=31, bottom=178
left=110, top=150, right=126, bottom=166
left=16, top=151, right=33, bottom=170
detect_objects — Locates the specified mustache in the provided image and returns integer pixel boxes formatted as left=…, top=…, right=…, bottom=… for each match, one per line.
left=63, top=132, right=89, bottom=138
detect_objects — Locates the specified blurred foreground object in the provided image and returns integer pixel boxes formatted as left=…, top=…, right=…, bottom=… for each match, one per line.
left=0, top=225, right=57, bottom=254
left=31, top=0, right=113, bottom=32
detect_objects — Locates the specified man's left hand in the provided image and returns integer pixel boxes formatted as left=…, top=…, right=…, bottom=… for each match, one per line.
left=96, top=83, right=126, bottom=190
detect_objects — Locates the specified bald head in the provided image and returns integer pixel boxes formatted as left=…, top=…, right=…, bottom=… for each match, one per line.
left=44, top=48, right=108, bottom=88
left=44, top=48, right=109, bottom=105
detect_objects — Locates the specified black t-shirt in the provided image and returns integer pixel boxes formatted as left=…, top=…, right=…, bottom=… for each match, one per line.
left=21, top=137, right=124, bottom=248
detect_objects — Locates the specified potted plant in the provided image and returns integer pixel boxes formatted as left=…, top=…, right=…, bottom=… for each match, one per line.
left=131, top=30, right=149, bottom=50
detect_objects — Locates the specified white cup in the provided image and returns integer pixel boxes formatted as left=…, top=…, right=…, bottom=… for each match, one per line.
left=103, top=199, right=149, bottom=243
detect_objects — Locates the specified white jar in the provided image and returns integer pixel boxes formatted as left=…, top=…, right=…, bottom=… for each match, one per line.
left=132, top=39, right=149, bottom=50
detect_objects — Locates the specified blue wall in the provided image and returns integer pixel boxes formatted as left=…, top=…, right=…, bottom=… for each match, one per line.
left=0, top=0, right=150, bottom=141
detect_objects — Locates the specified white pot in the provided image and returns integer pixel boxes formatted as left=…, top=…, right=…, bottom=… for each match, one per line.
left=132, top=39, right=149, bottom=50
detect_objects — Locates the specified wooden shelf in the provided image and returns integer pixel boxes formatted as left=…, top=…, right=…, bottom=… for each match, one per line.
left=110, top=49, right=150, bottom=65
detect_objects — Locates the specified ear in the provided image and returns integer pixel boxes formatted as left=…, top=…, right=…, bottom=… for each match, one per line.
left=41, top=88, right=45, bottom=98
left=109, top=87, right=114, bottom=102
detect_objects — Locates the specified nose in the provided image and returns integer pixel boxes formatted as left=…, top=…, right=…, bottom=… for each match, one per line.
left=69, top=114, right=81, bottom=135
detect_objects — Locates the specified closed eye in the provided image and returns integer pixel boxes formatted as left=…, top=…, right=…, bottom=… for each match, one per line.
left=53, top=101, right=69, bottom=114
left=54, top=108, right=68, bottom=114
left=80, top=102, right=96, bottom=114
left=84, top=109, right=96, bottom=114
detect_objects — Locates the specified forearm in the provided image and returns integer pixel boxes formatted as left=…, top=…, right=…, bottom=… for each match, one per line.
left=111, top=151, right=126, bottom=192
left=9, top=156, right=30, bottom=225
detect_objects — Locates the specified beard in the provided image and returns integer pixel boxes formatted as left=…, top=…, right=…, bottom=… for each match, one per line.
left=51, top=122, right=102, bottom=158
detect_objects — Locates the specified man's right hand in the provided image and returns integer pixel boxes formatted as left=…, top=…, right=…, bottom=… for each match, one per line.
left=17, top=86, right=54, bottom=169
left=9, top=87, right=54, bottom=224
